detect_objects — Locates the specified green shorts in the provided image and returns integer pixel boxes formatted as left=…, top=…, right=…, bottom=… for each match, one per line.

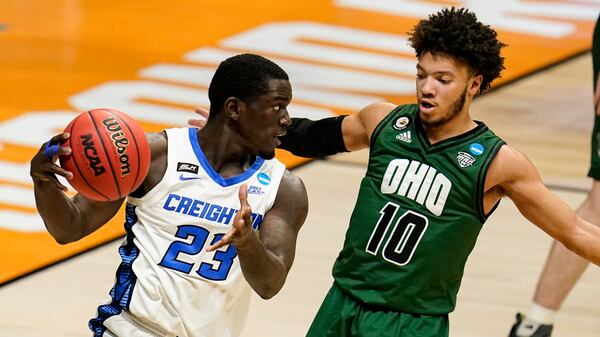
left=306, top=283, right=449, bottom=337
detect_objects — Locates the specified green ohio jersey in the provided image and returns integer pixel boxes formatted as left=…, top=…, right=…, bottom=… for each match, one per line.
left=332, top=104, right=506, bottom=315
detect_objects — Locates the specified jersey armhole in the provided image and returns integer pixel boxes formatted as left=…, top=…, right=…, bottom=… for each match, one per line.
left=130, top=129, right=172, bottom=201
left=475, top=139, right=506, bottom=222
left=265, top=162, right=287, bottom=214
left=368, top=104, right=406, bottom=149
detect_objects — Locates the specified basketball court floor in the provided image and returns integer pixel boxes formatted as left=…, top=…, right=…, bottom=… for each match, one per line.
left=1, top=1, right=600, bottom=337
left=1, top=53, right=599, bottom=337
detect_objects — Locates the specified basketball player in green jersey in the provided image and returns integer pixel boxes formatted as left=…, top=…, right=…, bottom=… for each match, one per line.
left=509, top=14, right=600, bottom=337
left=277, top=8, right=600, bottom=337
left=189, top=8, right=600, bottom=337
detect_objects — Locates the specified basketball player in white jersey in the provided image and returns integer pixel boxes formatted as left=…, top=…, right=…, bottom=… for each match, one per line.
left=29, top=54, right=309, bottom=337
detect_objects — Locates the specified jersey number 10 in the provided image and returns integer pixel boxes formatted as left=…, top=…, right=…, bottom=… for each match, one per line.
left=365, top=202, right=428, bottom=266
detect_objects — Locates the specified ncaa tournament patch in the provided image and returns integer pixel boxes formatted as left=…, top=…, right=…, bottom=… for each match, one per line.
left=469, top=143, right=485, bottom=156
left=177, top=162, right=199, bottom=174
left=257, top=172, right=271, bottom=185
left=392, top=117, right=410, bottom=131
left=457, top=152, right=476, bottom=168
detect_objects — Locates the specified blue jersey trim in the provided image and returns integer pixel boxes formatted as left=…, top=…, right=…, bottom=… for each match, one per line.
left=188, top=128, right=265, bottom=187
left=89, top=203, right=140, bottom=336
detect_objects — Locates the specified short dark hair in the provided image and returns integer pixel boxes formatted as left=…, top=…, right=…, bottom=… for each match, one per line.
left=408, top=7, right=506, bottom=93
left=208, top=54, right=289, bottom=118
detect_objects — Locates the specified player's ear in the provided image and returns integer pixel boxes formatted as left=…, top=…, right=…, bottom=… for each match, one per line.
left=469, top=74, right=483, bottom=95
left=224, top=97, right=245, bottom=121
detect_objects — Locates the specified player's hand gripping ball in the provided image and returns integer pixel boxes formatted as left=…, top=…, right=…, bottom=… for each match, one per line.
left=59, top=108, right=151, bottom=201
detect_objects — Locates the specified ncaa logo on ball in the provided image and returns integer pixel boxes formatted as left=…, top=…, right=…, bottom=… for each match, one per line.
left=80, top=134, right=106, bottom=176
left=257, top=173, right=271, bottom=186
left=393, top=117, right=410, bottom=131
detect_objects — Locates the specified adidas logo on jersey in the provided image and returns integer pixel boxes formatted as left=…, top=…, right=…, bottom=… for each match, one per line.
left=395, top=131, right=412, bottom=143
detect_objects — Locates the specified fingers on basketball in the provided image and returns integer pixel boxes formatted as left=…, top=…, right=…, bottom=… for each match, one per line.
left=59, top=109, right=151, bottom=201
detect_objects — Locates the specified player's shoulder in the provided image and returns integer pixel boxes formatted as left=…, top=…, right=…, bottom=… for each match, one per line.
left=361, top=102, right=416, bottom=131
left=270, top=169, right=308, bottom=224
left=145, top=132, right=167, bottom=160
left=493, top=145, right=531, bottom=168
left=487, top=144, right=538, bottom=187
left=146, top=127, right=189, bottom=145
left=277, top=169, right=308, bottom=204
left=358, top=102, right=397, bottom=123
left=280, top=169, right=306, bottom=193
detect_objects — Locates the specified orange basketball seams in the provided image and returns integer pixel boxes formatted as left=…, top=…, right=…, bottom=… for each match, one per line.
left=59, top=109, right=151, bottom=201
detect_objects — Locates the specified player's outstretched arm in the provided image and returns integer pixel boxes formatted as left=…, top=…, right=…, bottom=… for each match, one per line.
left=207, top=171, right=308, bottom=299
left=340, top=102, right=396, bottom=151
left=490, top=146, right=600, bottom=265
left=189, top=103, right=396, bottom=157
left=276, top=102, right=396, bottom=157
left=30, top=132, right=125, bottom=244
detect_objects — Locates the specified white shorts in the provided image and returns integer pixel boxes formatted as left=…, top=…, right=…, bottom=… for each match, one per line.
left=100, top=310, right=176, bottom=337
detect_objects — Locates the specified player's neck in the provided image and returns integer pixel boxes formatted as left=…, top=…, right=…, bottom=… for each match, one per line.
left=421, top=110, right=478, bottom=145
left=196, top=122, right=256, bottom=175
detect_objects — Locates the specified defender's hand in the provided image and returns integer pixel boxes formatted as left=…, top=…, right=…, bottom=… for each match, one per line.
left=206, top=184, right=254, bottom=252
left=188, top=107, right=210, bottom=129
left=30, top=133, right=73, bottom=191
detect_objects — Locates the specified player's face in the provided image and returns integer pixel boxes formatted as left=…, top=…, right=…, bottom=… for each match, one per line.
left=416, top=52, right=475, bottom=128
left=240, top=78, right=292, bottom=159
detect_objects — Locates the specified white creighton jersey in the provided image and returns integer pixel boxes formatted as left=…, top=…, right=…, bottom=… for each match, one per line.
left=90, top=128, right=286, bottom=337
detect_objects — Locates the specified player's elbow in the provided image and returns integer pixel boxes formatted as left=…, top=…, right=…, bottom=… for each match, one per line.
left=254, top=277, right=285, bottom=299
left=48, top=228, right=83, bottom=245
left=558, top=223, right=595, bottom=263
left=53, top=236, right=75, bottom=245
left=255, top=285, right=281, bottom=300
left=44, top=218, right=86, bottom=245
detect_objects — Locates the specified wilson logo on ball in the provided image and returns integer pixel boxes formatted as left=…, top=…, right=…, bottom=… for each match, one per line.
left=80, top=134, right=106, bottom=177
left=102, top=116, right=131, bottom=177
left=60, top=108, right=151, bottom=201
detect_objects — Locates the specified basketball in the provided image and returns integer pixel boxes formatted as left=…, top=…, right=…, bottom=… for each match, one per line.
left=59, top=108, right=151, bottom=201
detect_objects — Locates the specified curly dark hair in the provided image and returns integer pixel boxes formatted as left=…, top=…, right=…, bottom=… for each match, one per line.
left=408, top=7, right=506, bottom=93
left=208, top=53, right=289, bottom=119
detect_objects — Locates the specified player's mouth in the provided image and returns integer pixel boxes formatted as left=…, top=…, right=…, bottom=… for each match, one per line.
left=419, top=99, right=436, bottom=113
left=274, top=130, right=286, bottom=147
